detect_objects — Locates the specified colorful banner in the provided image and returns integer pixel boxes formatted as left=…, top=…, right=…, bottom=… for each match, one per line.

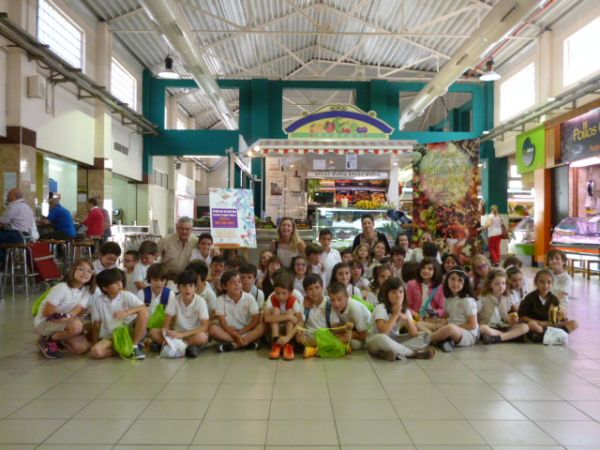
left=561, top=107, right=600, bottom=163
left=412, top=139, right=480, bottom=264
left=516, top=125, right=546, bottom=174
left=209, top=188, right=257, bottom=248
left=284, top=104, right=393, bottom=139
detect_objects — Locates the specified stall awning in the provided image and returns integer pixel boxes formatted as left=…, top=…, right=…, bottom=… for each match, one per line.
left=249, top=139, right=416, bottom=156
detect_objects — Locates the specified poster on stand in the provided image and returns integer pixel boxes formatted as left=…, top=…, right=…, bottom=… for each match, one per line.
left=412, top=139, right=480, bottom=264
left=209, top=188, right=257, bottom=248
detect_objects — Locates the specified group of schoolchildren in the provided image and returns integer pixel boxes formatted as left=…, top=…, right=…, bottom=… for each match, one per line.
left=34, top=228, right=579, bottom=362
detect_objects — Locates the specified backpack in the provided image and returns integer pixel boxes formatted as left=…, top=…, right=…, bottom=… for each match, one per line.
left=143, top=286, right=171, bottom=306
left=304, top=299, right=332, bottom=328
left=31, top=288, right=52, bottom=316
left=144, top=287, right=171, bottom=330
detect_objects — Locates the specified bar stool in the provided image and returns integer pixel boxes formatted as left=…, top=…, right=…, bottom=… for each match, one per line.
left=71, top=239, right=94, bottom=263
left=0, top=242, right=37, bottom=298
left=587, top=260, right=600, bottom=279
left=567, top=257, right=589, bottom=277
left=40, top=239, right=68, bottom=272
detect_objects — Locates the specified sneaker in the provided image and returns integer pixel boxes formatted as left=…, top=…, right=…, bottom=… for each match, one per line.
left=380, top=350, right=398, bottom=361
left=38, top=337, right=60, bottom=359
left=282, top=343, right=295, bottom=361
left=411, top=347, right=436, bottom=359
left=218, top=342, right=235, bottom=353
left=269, top=343, right=282, bottom=359
left=245, top=342, right=260, bottom=350
left=185, top=345, right=204, bottom=358
left=441, top=339, right=455, bottom=353
left=481, top=334, right=502, bottom=345
left=132, top=344, right=146, bottom=360
left=303, top=346, right=318, bottom=359
left=150, top=342, right=162, bottom=353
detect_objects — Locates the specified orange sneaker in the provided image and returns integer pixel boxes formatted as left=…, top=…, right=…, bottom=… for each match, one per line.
left=282, top=343, right=295, bottom=360
left=303, top=346, right=318, bottom=359
left=269, top=343, right=282, bottom=359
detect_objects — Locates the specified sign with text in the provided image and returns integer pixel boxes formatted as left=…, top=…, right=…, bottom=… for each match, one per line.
left=209, top=188, right=257, bottom=248
left=516, top=126, right=546, bottom=174
left=561, top=107, right=600, bottom=163
left=306, top=170, right=388, bottom=180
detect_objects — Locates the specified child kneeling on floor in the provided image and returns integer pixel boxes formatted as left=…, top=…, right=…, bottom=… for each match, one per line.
left=209, top=270, right=265, bottom=352
left=367, top=277, right=435, bottom=361
left=264, top=269, right=303, bottom=360
left=148, top=270, right=210, bottom=358
left=35, top=259, right=96, bottom=359
left=89, top=268, right=148, bottom=360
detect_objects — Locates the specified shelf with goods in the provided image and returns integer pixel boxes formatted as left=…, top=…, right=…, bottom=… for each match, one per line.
left=308, top=178, right=388, bottom=208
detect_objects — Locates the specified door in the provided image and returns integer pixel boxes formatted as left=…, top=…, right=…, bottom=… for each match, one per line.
left=551, top=165, right=569, bottom=228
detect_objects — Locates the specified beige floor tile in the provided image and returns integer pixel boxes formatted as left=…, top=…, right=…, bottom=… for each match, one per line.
left=169, top=369, right=227, bottom=384
left=193, top=419, right=268, bottom=445
left=9, top=398, right=87, bottom=419
left=570, top=400, right=600, bottom=420
left=114, top=446, right=188, bottom=450
left=524, top=370, right=588, bottom=384
left=0, top=398, right=30, bottom=418
left=272, top=382, right=329, bottom=399
left=332, top=398, right=397, bottom=420
left=342, top=446, right=416, bottom=450
left=214, top=382, right=273, bottom=400
left=377, top=369, right=433, bottom=385
left=271, top=447, right=340, bottom=450
left=0, top=445, right=36, bottom=450
left=329, top=382, right=388, bottom=399
left=512, top=400, right=591, bottom=420
left=490, top=383, right=562, bottom=401
left=544, top=383, right=600, bottom=400
left=536, top=420, right=600, bottom=446
left=269, top=399, right=334, bottom=420
left=460, top=359, right=515, bottom=370
left=74, top=399, right=151, bottom=419
left=384, top=383, right=445, bottom=400
left=392, top=396, right=463, bottom=420
left=0, top=419, right=65, bottom=444
left=157, top=383, right=219, bottom=400
left=267, top=419, right=338, bottom=445
left=39, top=382, right=109, bottom=400
left=99, top=382, right=165, bottom=400
left=337, top=419, right=412, bottom=445
left=326, top=370, right=380, bottom=384
left=490, top=446, right=563, bottom=450
left=44, top=419, right=133, bottom=445
left=118, top=419, right=200, bottom=445
left=452, top=399, right=527, bottom=420
left=206, top=398, right=270, bottom=419
left=403, top=420, right=485, bottom=445
left=191, top=446, right=262, bottom=450
left=139, top=399, right=210, bottom=419
left=0, top=383, right=52, bottom=400
left=416, top=446, right=491, bottom=450
left=438, top=383, right=503, bottom=401
left=474, top=370, right=534, bottom=384
left=222, top=367, right=276, bottom=384
left=38, top=446, right=113, bottom=450
left=426, top=369, right=486, bottom=384
left=470, top=420, right=557, bottom=445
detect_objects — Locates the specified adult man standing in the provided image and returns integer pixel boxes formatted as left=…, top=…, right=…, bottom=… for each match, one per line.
left=82, top=198, right=105, bottom=238
left=40, top=195, right=76, bottom=240
left=158, top=216, right=198, bottom=275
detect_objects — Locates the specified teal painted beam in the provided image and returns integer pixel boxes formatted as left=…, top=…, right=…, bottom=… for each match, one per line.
left=147, top=130, right=240, bottom=156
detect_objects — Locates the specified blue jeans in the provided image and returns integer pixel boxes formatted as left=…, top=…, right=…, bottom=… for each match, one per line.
left=0, top=230, right=26, bottom=266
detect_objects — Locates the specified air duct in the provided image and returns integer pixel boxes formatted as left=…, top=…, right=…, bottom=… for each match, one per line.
left=139, top=0, right=238, bottom=130
left=399, top=0, right=543, bottom=130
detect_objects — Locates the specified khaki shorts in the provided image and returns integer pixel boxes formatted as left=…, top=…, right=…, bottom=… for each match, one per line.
left=36, top=320, right=68, bottom=336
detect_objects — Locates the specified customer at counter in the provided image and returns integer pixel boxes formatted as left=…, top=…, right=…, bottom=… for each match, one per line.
left=158, top=216, right=198, bottom=275
left=352, top=214, right=390, bottom=254
left=81, top=197, right=105, bottom=238
left=39, top=195, right=76, bottom=240
left=269, top=217, right=305, bottom=268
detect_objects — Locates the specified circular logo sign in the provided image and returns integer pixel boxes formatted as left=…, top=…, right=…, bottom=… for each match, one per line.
left=522, top=137, right=536, bottom=167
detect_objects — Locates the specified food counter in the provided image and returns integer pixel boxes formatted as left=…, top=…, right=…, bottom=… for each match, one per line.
left=551, top=216, right=600, bottom=259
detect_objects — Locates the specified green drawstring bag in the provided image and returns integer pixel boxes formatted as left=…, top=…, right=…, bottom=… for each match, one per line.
left=147, top=305, right=167, bottom=329
left=31, top=288, right=51, bottom=316
left=112, top=325, right=134, bottom=359
left=352, top=295, right=374, bottom=312
left=315, top=328, right=347, bottom=358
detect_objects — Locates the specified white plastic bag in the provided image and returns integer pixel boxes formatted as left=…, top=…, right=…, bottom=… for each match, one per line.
left=543, top=327, right=569, bottom=346
left=160, top=332, right=188, bottom=358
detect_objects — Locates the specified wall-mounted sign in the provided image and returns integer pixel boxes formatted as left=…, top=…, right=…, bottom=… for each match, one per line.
left=306, top=171, right=388, bottom=180
left=209, top=188, right=257, bottom=248
left=561, top=107, right=600, bottom=163
left=284, top=104, right=393, bottom=139
left=516, top=125, right=546, bottom=174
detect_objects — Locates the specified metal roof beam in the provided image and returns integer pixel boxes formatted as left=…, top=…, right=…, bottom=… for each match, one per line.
left=169, top=29, right=472, bottom=39
left=107, top=7, right=145, bottom=24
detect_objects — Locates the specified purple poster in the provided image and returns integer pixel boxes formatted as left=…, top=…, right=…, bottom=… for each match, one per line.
left=211, top=208, right=238, bottom=228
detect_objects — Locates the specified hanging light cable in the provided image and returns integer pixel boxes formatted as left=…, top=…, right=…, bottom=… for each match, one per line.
left=157, top=56, right=179, bottom=79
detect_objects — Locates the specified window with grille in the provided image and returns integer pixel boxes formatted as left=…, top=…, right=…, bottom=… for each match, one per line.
left=111, top=58, right=137, bottom=110
left=563, top=16, right=600, bottom=87
left=499, top=63, right=535, bottom=122
left=37, top=0, right=84, bottom=69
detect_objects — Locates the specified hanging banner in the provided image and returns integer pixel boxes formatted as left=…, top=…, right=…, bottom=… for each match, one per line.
left=412, top=139, right=480, bottom=263
left=561, top=107, right=600, bottom=163
left=516, top=125, right=546, bottom=174
left=209, top=188, right=257, bottom=248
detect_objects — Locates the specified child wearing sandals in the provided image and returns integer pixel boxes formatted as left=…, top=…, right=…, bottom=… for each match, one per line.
left=367, top=277, right=435, bottom=361
left=478, top=269, right=529, bottom=344
left=35, top=259, right=96, bottom=358
left=430, top=268, right=479, bottom=352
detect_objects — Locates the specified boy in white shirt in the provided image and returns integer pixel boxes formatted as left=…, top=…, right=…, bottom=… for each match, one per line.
left=123, top=250, right=139, bottom=293
left=209, top=270, right=265, bottom=352
left=329, top=281, right=372, bottom=350
left=92, top=242, right=121, bottom=274
left=89, top=268, right=148, bottom=360
left=305, top=243, right=323, bottom=276
left=209, top=255, right=226, bottom=294
left=133, top=240, right=160, bottom=290
left=264, top=269, right=304, bottom=360
left=148, top=270, right=210, bottom=358
left=185, top=259, right=218, bottom=317
left=239, top=263, right=265, bottom=310
left=319, top=229, right=341, bottom=286
left=136, top=262, right=175, bottom=317
left=547, top=249, right=572, bottom=309
left=190, top=232, right=220, bottom=266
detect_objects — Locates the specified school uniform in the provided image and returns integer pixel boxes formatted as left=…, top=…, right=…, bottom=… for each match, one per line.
left=445, top=295, right=479, bottom=346
left=366, top=304, right=425, bottom=359
left=165, top=294, right=209, bottom=331
left=136, top=288, right=176, bottom=316
left=92, top=259, right=117, bottom=274
left=293, top=277, right=305, bottom=297
left=190, top=249, right=212, bottom=267
left=337, top=298, right=372, bottom=350
left=478, top=294, right=513, bottom=328
left=244, top=285, right=265, bottom=310
left=319, top=248, right=341, bottom=286
left=89, top=291, right=144, bottom=339
left=552, top=271, right=572, bottom=309
left=34, top=282, right=93, bottom=336
left=347, top=284, right=363, bottom=299
left=303, top=297, right=340, bottom=330
left=198, top=283, right=218, bottom=314
left=365, top=291, right=380, bottom=306
left=406, top=280, right=446, bottom=318
left=518, top=290, right=560, bottom=322
left=266, top=289, right=304, bottom=305
left=124, top=270, right=137, bottom=293
left=215, top=292, right=259, bottom=330
left=132, top=262, right=151, bottom=288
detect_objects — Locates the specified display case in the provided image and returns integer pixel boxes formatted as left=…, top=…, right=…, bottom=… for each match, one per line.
left=551, top=216, right=600, bottom=246
left=314, top=207, right=397, bottom=250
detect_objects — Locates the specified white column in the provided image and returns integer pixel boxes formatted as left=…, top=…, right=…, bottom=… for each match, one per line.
left=388, top=154, right=400, bottom=208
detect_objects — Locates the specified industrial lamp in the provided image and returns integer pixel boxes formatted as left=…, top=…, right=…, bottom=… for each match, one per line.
left=479, top=58, right=501, bottom=82
left=158, top=56, right=179, bottom=79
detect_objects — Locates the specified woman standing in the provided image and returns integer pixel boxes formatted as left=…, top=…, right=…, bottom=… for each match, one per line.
left=270, top=217, right=305, bottom=268
left=352, top=214, right=391, bottom=254
left=482, top=205, right=504, bottom=266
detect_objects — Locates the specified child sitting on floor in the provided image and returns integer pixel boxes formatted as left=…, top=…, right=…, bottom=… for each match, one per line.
left=329, top=281, right=372, bottom=351
left=133, top=240, right=159, bottom=290
left=365, top=264, right=392, bottom=306
left=239, top=263, right=265, bottom=310
left=93, top=242, right=121, bottom=274
left=291, top=255, right=308, bottom=297
left=185, top=259, right=218, bottom=317
left=122, top=250, right=139, bottom=293
left=136, top=262, right=174, bottom=318
left=547, top=249, right=572, bottom=309
left=506, top=265, right=528, bottom=309
left=389, top=245, right=406, bottom=280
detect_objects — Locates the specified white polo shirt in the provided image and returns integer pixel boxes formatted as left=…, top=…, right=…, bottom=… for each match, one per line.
left=89, top=291, right=144, bottom=338
left=552, top=271, right=572, bottom=308
left=303, top=297, right=340, bottom=330
left=92, top=259, right=117, bottom=275
left=215, top=292, right=259, bottom=329
left=135, top=288, right=176, bottom=315
left=370, top=303, right=413, bottom=336
left=166, top=294, right=209, bottom=332
left=198, top=283, right=218, bottom=314
left=264, top=295, right=304, bottom=315
left=34, top=282, right=92, bottom=328
left=319, top=248, right=341, bottom=286
left=132, top=262, right=151, bottom=287
left=337, top=298, right=372, bottom=333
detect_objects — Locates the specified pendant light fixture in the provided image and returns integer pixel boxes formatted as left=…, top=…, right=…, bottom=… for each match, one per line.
left=157, top=56, right=179, bottom=79
left=479, top=58, right=501, bottom=82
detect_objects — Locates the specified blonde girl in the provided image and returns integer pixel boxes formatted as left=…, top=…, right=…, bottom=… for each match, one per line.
left=470, top=254, right=491, bottom=297
left=366, top=278, right=435, bottom=360
left=352, top=243, right=373, bottom=278
left=291, top=255, right=308, bottom=297
left=478, top=269, right=529, bottom=344
left=256, top=249, right=272, bottom=288
left=270, top=217, right=306, bottom=268
left=365, top=264, right=392, bottom=306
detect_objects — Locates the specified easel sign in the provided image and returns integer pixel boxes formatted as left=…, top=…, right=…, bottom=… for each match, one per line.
left=209, top=188, right=257, bottom=249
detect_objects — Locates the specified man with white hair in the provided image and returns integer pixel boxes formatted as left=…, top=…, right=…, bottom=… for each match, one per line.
left=158, top=216, right=198, bottom=275
left=0, top=188, right=39, bottom=266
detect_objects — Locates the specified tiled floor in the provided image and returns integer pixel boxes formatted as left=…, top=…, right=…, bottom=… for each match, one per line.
left=0, top=269, right=599, bottom=449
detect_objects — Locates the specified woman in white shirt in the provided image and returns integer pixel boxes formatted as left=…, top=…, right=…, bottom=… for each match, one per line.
left=482, top=205, right=504, bottom=266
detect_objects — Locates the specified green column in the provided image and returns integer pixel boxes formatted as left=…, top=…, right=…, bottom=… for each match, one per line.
left=248, top=79, right=271, bottom=215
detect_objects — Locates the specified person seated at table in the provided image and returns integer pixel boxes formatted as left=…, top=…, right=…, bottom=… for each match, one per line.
left=39, top=194, right=76, bottom=241
left=0, top=188, right=39, bottom=267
